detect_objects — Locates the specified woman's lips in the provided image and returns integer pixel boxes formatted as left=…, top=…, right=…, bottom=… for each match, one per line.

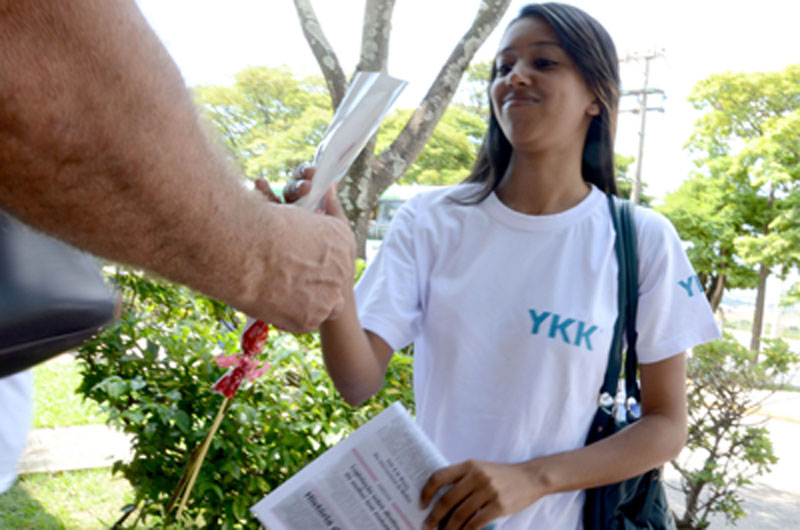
left=503, top=95, right=540, bottom=108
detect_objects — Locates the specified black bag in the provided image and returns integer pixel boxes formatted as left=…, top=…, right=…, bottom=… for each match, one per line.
left=582, top=196, right=676, bottom=530
left=0, top=209, right=115, bottom=377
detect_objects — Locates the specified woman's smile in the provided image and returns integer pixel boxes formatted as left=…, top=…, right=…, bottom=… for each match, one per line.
left=502, top=92, right=541, bottom=109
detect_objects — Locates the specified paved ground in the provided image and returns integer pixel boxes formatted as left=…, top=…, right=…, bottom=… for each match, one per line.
left=18, top=424, right=132, bottom=475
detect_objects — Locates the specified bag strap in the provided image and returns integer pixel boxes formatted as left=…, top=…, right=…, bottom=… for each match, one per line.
left=600, top=195, right=640, bottom=403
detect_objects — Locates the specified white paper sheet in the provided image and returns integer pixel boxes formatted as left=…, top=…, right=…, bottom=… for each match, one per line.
left=251, top=402, right=447, bottom=530
left=293, top=72, right=407, bottom=212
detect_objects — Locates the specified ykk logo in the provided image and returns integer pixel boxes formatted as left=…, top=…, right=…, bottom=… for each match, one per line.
left=678, top=275, right=702, bottom=298
left=529, top=309, right=598, bottom=351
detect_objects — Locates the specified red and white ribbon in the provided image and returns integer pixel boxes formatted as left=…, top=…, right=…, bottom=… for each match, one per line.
left=212, top=317, right=271, bottom=398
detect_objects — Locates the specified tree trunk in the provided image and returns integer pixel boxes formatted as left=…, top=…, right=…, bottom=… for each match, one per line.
left=675, top=478, right=704, bottom=530
left=750, top=262, right=769, bottom=354
left=294, top=0, right=512, bottom=255
left=750, top=187, right=775, bottom=355
left=706, top=273, right=726, bottom=313
left=292, top=0, right=348, bottom=108
left=340, top=140, right=377, bottom=259
left=717, top=305, right=726, bottom=330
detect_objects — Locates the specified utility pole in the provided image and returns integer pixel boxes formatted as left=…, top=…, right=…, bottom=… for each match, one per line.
left=619, top=50, right=665, bottom=204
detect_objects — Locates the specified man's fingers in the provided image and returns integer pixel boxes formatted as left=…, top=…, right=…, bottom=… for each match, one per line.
left=323, top=184, right=348, bottom=222
left=325, top=289, right=346, bottom=322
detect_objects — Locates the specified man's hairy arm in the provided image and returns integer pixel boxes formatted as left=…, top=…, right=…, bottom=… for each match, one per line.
left=0, top=0, right=354, bottom=332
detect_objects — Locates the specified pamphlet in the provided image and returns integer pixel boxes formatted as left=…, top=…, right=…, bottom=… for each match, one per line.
left=293, top=71, right=407, bottom=212
left=251, top=402, right=447, bottom=530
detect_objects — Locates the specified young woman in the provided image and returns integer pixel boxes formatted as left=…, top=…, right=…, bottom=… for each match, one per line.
left=282, top=3, right=720, bottom=528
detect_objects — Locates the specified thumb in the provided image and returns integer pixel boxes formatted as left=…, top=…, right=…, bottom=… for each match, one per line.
left=323, top=183, right=348, bottom=222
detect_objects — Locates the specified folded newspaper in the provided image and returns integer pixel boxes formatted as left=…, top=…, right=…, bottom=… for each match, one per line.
left=251, top=402, right=448, bottom=530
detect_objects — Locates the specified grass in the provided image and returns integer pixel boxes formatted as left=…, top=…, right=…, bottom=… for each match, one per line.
left=0, top=468, right=134, bottom=529
left=0, top=356, right=127, bottom=529
left=32, top=355, right=108, bottom=428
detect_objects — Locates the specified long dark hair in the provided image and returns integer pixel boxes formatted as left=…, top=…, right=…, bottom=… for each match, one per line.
left=462, top=2, right=620, bottom=201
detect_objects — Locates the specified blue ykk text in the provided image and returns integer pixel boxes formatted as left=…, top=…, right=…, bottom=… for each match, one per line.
left=678, top=275, right=702, bottom=298
left=529, top=309, right=598, bottom=351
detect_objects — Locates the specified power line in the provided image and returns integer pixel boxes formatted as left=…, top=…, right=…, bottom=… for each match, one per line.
left=619, top=50, right=666, bottom=204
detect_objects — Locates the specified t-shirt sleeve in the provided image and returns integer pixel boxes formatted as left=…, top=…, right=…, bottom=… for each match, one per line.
left=354, top=198, right=424, bottom=352
left=634, top=208, right=721, bottom=364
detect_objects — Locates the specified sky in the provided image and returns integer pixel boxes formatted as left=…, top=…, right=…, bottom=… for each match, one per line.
left=136, top=0, right=800, bottom=202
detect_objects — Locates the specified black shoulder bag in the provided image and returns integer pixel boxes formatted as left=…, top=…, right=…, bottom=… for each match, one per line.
left=0, top=209, right=115, bottom=377
left=582, top=195, right=676, bottom=530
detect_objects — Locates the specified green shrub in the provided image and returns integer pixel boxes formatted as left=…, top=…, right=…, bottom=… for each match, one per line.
left=76, top=267, right=414, bottom=528
left=671, top=334, right=799, bottom=530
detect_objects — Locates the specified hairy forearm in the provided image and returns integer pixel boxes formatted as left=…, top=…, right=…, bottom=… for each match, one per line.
left=0, top=1, right=246, bottom=273
left=0, top=0, right=347, bottom=326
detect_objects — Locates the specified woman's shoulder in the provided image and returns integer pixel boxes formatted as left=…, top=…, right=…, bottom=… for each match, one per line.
left=631, top=204, right=680, bottom=242
left=629, top=203, right=688, bottom=270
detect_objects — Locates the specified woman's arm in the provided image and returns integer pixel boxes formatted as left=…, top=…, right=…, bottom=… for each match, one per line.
left=420, top=352, right=687, bottom=530
left=320, top=292, right=394, bottom=406
left=280, top=168, right=395, bottom=406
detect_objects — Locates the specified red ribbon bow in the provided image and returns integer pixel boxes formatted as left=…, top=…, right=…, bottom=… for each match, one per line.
left=212, top=319, right=271, bottom=398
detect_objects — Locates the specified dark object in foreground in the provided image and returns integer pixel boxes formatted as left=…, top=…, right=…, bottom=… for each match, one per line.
left=0, top=210, right=115, bottom=377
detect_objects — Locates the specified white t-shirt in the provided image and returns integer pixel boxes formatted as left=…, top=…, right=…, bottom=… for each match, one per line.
left=0, top=370, right=33, bottom=494
left=355, top=183, right=720, bottom=529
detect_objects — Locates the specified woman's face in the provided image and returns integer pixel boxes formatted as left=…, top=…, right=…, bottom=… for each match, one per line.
left=490, top=16, right=599, bottom=155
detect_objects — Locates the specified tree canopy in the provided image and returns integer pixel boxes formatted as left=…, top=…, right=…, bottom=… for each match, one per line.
left=660, top=64, right=800, bottom=345
left=193, top=66, right=332, bottom=182
left=376, top=105, right=486, bottom=186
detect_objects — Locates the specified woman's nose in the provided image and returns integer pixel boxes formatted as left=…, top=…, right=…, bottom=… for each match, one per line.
left=507, top=64, right=532, bottom=87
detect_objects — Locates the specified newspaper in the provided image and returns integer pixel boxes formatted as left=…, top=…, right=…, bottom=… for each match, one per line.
left=251, top=402, right=448, bottom=530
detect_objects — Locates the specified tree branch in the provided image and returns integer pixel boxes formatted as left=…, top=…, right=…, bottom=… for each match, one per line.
left=370, top=0, right=511, bottom=195
left=357, top=0, right=396, bottom=72
left=292, top=0, right=348, bottom=109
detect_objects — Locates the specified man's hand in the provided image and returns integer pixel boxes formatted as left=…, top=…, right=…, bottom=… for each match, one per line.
left=250, top=165, right=355, bottom=332
left=254, top=203, right=355, bottom=332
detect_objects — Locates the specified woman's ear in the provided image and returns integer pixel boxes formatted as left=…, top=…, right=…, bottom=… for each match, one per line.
left=587, top=99, right=601, bottom=117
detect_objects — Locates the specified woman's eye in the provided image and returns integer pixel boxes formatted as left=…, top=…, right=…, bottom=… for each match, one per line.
left=534, top=58, right=557, bottom=69
left=497, top=64, right=513, bottom=75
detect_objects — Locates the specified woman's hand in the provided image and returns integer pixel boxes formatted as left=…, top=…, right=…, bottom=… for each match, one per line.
left=253, top=162, right=312, bottom=205
left=256, top=163, right=343, bottom=217
left=420, top=459, right=547, bottom=530
left=282, top=162, right=315, bottom=204
left=253, top=178, right=283, bottom=204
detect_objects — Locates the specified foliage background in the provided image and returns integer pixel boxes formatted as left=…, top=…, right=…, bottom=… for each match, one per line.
left=76, top=264, right=414, bottom=528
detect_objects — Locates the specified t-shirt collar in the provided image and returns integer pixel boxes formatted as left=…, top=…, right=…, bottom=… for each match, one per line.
left=482, top=183, right=604, bottom=231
